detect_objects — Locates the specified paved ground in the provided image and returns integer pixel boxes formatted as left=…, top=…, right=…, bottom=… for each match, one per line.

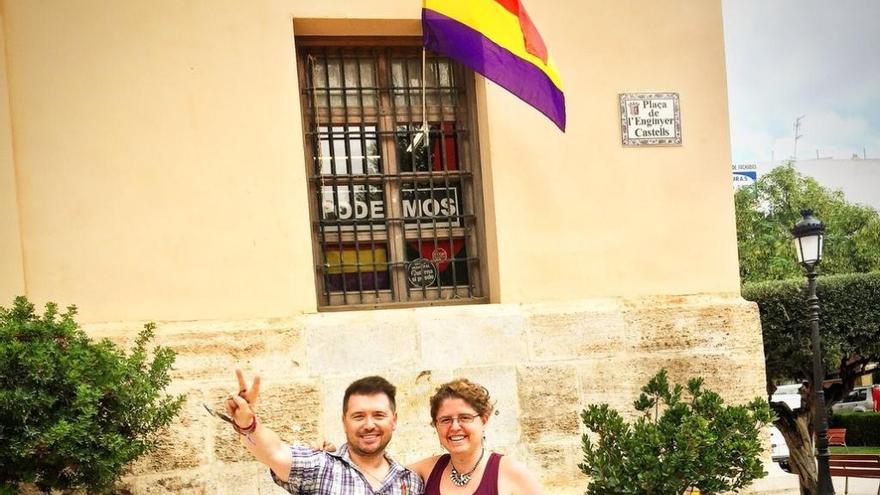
left=757, top=462, right=880, bottom=494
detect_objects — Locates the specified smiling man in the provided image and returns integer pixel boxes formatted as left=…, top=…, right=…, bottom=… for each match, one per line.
left=226, top=371, right=424, bottom=495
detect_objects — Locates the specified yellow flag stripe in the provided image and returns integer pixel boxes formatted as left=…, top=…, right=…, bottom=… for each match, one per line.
left=423, top=0, right=563, bottom=90
left=326, top=247, right=388, bottom=275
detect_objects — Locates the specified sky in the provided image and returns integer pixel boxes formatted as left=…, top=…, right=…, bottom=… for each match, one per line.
left=722, top=0, right=880, bottom=165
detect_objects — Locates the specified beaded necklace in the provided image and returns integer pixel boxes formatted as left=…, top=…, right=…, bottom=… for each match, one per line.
left=449, top=447, right=485, bottom=487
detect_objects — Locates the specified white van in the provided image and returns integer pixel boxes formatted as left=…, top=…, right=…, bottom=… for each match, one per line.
left=769, top=426, right=790, bottom=470
left=770, top=384, right=804, bottom=473
left=774, top=384, right=804, bottom=396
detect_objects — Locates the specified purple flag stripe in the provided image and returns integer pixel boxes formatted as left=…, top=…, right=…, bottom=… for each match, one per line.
left=422, top=9, right=566, bottom=131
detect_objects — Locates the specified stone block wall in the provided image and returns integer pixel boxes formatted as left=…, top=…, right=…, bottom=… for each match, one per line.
left=83, top=293, right=770, bottom=494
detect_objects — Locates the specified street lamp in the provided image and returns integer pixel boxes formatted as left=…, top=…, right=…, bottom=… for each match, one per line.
left=792, top=209, right=834, bottom=495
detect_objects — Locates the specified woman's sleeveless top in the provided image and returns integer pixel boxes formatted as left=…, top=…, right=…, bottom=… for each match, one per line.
left=424, top=452, right=502, bottom=495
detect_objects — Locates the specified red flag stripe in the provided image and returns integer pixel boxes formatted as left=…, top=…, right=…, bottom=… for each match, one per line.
left=492, top=0, right=548, bottom=64
left=493, top=0, right=520, bottom=16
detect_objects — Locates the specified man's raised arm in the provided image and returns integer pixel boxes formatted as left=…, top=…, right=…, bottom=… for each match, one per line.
left=225, top=370, right=293, bottom=481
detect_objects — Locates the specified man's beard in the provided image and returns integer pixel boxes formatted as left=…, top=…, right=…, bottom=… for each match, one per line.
left=348, top=432, right=391, bottom=457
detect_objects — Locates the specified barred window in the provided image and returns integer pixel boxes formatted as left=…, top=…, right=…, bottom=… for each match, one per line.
left=296, top=39, right=487, bottom=309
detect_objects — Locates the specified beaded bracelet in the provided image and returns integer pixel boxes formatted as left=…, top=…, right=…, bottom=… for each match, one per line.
left=233, top=415, right=258, bottom=444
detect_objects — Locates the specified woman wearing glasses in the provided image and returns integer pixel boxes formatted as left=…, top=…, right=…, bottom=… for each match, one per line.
left=410, top=378, right=544, bottom=495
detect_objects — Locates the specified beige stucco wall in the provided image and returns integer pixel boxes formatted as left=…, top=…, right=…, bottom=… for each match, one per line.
left=3, top=0, right=316, bottom=321
left=1, top=0, right=740, bottom=322
left=0, top=6, right=25, bottom=303
left=485, top=1, right=740, bottom=302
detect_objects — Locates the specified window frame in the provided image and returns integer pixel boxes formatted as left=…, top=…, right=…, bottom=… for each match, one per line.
left=295, top=36, right=490, bottom=311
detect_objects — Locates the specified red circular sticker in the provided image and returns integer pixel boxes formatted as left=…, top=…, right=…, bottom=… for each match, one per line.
left=431, top=247, right=448, bottom=263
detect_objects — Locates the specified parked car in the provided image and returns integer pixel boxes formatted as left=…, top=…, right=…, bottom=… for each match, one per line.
left=769, top=384, right=804, bottom=473
left=831, top=386, right=876, bottom=413
left=770, top=425, right=790, bottom=471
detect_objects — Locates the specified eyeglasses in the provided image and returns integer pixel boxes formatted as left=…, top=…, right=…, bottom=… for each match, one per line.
left=435, top=414, right=479, bottom=427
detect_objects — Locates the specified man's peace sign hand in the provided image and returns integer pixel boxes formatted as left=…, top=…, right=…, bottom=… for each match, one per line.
left=226, top=369, right=261, bottom=425
left=235, top=369, right=261, bottom=407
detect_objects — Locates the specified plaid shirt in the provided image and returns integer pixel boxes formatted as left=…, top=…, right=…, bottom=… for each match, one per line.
left=272, top=444, right=424, bottom=495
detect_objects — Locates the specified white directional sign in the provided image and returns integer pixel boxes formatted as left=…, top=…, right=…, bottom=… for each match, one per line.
left=732, top=163, right=758, bottom=189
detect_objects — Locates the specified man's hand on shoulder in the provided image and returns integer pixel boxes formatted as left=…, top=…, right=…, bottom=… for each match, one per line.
left=310, top=439, right=337, bottom=452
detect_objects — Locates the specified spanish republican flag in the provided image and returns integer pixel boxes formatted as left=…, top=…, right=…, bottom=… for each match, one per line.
left=422, top=0, right=566, bottom=131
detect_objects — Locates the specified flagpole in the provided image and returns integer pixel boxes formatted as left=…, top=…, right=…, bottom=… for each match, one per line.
left=307, top=55, right=325, bottom=190
left=421, top=46, right=429, bottom=157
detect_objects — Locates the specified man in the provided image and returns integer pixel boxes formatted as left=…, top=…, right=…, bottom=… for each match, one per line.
left=226, top=370, right=424, bottom=494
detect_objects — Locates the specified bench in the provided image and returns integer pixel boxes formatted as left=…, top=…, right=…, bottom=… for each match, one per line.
left=829, top=454, right=880, bottom=495
left=828, top=428, right=848, bottom=447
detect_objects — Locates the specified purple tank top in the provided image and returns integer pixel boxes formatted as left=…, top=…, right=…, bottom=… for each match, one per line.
left=424, top=452, right=502, bottom=495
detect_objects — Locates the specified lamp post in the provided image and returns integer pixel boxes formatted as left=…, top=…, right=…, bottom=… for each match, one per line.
left=792, top=209, right=835, bottom=495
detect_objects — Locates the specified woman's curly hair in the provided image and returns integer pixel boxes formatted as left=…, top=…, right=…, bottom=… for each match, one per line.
left=429, top=378, right=494, bottom=423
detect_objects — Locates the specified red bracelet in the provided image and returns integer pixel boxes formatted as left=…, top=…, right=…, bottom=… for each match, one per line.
left=233, top=415, right=257, bottom=435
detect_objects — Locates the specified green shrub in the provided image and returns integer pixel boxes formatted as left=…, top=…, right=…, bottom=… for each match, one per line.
left=742, top=272, right=880, bottom=383
left=579, top=369, right=773, bottom=495
left=831, top=412, right=880, bottom=446
left=0, top=296, right=184, bottom=494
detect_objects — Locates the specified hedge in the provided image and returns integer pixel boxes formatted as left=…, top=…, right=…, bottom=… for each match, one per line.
left=742, top=272, right=880, bottom=384
left=831, top=412, right=880, bottom=446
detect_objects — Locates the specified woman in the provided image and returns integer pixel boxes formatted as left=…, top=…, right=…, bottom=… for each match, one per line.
left=410, top=378, right=544, bottom=495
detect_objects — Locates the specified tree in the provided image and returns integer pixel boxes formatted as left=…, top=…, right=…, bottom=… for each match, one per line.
left=735, top=165, right=880, bottom=494
left=735, top=164, right=880, bottom=284
left=579, top=369, right=772, bottom=495
left=0, top=297, right=184, bottom=494
left=743, top=273, right=880, bottom=495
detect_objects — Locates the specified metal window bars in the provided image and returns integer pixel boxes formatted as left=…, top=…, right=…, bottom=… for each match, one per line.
left=299, top=44, right=484, bottom=308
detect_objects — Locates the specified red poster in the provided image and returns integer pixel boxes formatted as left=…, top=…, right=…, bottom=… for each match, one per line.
left=408, top=239, right=464, bottom=272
